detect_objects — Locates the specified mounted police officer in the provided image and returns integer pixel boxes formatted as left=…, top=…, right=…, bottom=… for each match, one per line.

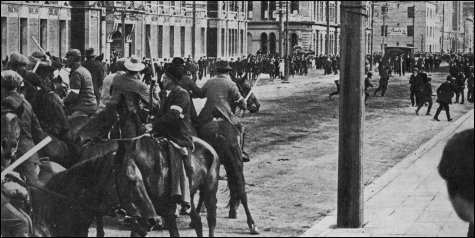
left=195, top=61, right=250, bottom=162
left=1, top=70, right=45, bottom=185
left=63, top=49, right=97, bottom=119
left=151, top=63, right=194, bottom=212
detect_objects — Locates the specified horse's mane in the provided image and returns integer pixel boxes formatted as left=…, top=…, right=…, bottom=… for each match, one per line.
left=78, top=140, right=119, bottom=163
left=45, top=154, right=114, bottom=194
left=32, top=89, right=68, bottom=134
left=34, top=154, right=115, bottom=235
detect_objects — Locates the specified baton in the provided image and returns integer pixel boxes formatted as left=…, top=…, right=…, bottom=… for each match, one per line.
left=1, top=136, right=52, bottom=180
left=31, top=36, right=48, bottom=57
left=244, top=76, right=261, bottom=102
left=32, top=60, right=41, bottom=73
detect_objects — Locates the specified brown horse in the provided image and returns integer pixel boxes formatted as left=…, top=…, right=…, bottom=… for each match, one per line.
left=197, top=119, right=259, bottom=235
left=82, top=95, right=221, bottom=236
left=32, top=141, right=160, bottom=237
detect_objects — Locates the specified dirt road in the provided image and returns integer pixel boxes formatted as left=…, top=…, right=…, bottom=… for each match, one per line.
left=91, top=66, right=473, bottom=237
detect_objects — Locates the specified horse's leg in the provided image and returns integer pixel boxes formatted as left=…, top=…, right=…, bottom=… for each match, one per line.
left=240, top=192, right=260, bottom=235
left=196, top=190, right=206, bottom=214
left=188, top=191, right=203, bottom=237
left=203, top=188, right=217, bottom=237
left=222, top=163, right=239, bottom=219
left=164, top=206, right=180, bottom=237
left=96, top=216, right=105, bottom=237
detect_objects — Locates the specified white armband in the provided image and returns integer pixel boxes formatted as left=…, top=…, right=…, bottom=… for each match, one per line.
left=170, top=105, right=184, bottom=119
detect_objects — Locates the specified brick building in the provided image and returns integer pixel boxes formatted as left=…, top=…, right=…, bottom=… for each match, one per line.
left=372, top=1, right=441, bottom=54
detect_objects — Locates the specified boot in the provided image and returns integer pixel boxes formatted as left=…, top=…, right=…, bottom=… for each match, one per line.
left=415, top=108, right=419, bottom=115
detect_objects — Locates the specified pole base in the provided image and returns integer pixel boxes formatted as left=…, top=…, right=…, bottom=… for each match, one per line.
left=282, top=76, right=290, bottom=83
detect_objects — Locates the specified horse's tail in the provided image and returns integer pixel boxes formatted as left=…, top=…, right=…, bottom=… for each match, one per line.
left=217, top=131, right=245, bottom=209
left=193, top=137, right=220, bottom=191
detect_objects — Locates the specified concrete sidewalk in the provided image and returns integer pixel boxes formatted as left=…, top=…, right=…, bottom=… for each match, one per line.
left=302, top=109, right=474, bottom=237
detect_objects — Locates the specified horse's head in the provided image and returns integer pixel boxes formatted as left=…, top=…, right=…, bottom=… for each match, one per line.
left=116, top=94, right=146, bottom=138
left=1, top=104, right=22, bottom=166
left=115, top=140, right=160, bottom=234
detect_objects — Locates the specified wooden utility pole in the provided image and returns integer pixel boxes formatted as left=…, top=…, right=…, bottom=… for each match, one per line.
left=326, top=0, right=330, bottom=55
left=370, top=1, right=374, bottom=71
left=381, top=3, right=387, bottom=55
left=121, top=1, right=126, bottom=57
left=279, top=1, right=283, bottom=58
left=441, top=2, right=445, bottom=53
left=192, top=1, right=196, bottom=60
left=283, top=1, right=290, bottom=83
left=337, top=0, right=365, bottom=228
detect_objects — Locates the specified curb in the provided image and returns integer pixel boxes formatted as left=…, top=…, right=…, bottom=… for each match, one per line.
left=301, top=109, right=474, bottom=237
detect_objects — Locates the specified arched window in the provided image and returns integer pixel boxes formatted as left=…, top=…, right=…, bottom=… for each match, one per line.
left=260, top=32, right=268, bottom=53
left=269, top=32, right=276, bottom=54
left=291, top=33, right=298, bottom=48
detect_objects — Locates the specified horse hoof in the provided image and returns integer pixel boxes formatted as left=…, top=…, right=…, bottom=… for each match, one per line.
left=228, top=210, right=237, bottom=219
left=249, top=224, right=260, bottom=235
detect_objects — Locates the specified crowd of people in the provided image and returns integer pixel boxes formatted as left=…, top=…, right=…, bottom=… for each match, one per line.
left=1, top=46, right=474, bottom=236
left=0, top=48, right=253, bottom=236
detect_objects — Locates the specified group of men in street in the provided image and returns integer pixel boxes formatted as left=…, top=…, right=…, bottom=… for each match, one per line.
left=1, top=47, right=251, bottom=236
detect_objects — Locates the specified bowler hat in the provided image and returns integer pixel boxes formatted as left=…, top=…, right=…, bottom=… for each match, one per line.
left=215, top=61, right=233, bottom=71
left=171, top=57, right=186, bottom=66
left=85, top=48, right=96, bottom=58
left=7, top=53, right=29, bottom=67
left=164, top=64, right=183, bottom=82
left=124, top=55, right=146, bottom=72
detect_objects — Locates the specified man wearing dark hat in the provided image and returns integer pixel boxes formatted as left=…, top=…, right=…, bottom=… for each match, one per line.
left=169, top=57, right=205, bottom=127
left=1, top=70, right=45, bottom=184
left=195, top=61, right=250, bottom=162
left=64, top=49, right=97, bottom=119
left=434, top=76, right=457, bottom=122
left=82, top=48, right=104, bottom=105
left=415, top=77, right=433, bottom=116
left=409, top=68, right=422, bottom=107
left=151, top=64, right=194, bottom=212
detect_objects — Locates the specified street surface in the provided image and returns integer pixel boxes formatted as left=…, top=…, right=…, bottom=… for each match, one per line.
left=90, top=65, right=473, bottom=236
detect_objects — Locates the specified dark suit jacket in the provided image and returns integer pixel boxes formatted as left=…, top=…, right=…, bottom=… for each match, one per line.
left=436, top=82, right=455, bottom=104
left=82, top=59, right=105, bottom=89
left=152, top=86, right=193, bottom=148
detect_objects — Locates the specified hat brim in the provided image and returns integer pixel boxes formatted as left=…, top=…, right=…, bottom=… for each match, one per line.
left=124, top=61, right=146, bottom=72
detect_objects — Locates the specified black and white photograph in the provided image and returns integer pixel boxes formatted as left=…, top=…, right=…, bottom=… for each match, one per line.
left=0, top=1, right=474, bottom=237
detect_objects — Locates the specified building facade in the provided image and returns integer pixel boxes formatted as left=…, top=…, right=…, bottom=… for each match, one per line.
left=247, top=1, right=343, bottom=57
left=1, top=1, right=71, bottom=60
left=1, top=1, right=247, bottom=62
left=206, top=1, right=248, bottom=60
left=372, top=1, right=442, bottom=54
